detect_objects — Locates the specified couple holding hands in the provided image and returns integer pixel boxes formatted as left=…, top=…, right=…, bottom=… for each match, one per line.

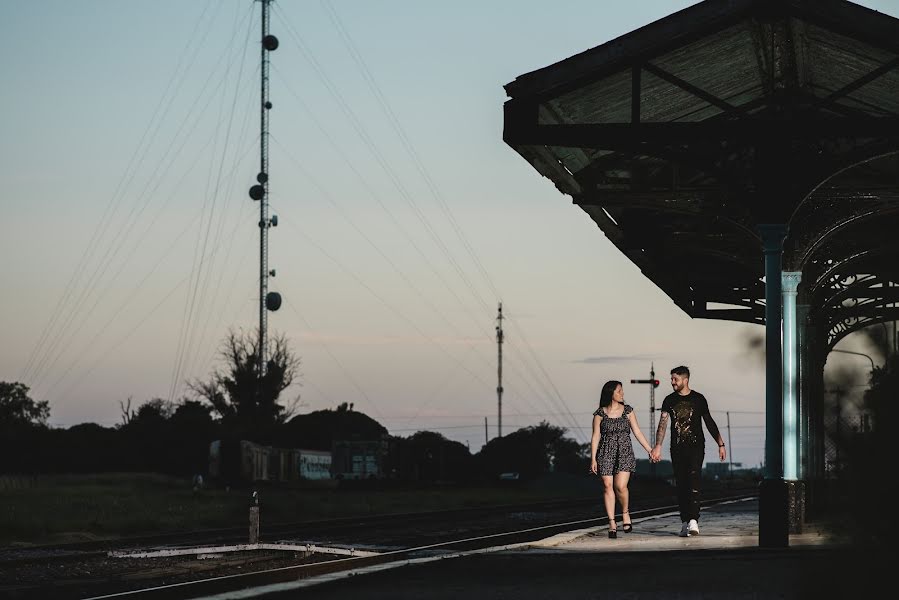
left=589, top=366, right=727, bottom=539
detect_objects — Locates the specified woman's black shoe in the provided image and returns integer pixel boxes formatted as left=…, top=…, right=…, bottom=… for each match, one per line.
left=608, top=528, right=617, bottom=539
left=622, top=523, right=633, bottom=533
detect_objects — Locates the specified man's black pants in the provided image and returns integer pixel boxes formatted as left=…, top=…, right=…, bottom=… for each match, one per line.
left=670, top=444, right=705, bottom=522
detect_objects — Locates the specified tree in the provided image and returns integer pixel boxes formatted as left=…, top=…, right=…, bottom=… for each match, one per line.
left=0, top=382, right=49, bottom=427
left=279, top=404, right=387, bottom=450
left=118, top=396, right=135, bottom=426
left=393, top=430, right=473, bottom=483
left=190, top=328, right=301, bottom=436
left=131, top=398, right=174, bottom=425
left=475, top=421, right=585, bottom=480
left=170, top=399, right=215, bottom=429
left=0, top=382, right=51, bottom=474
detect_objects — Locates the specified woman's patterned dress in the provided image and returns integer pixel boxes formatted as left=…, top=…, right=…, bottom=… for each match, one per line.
left=593, top=404, right=637, bottom=476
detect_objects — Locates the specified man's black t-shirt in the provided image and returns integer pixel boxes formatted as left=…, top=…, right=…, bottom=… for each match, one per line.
left=659, top=390, right=710, bottom=448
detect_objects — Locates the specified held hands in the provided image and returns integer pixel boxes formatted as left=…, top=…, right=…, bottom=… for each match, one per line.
left=649, top=446, right=662, bottom=463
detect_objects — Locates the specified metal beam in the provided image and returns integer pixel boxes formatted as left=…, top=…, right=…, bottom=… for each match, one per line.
left=815, top=56, right=899, bottom=112
left=504, top=112, right=899, bottom=148
left=643, top=61, right=747, bottom=116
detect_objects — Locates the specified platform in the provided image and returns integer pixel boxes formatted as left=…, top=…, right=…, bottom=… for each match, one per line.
left=200, top=497, right=888, bottom=599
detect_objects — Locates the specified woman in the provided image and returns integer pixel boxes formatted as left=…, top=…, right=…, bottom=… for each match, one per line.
left=590, top=380, right=653, bottom=538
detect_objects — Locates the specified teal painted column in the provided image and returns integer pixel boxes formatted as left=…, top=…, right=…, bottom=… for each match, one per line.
left=782, top=272, right=801, bottom=480
left=796, top=303, right=810, bottom=480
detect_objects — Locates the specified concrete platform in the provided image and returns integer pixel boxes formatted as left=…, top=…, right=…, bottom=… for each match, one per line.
left=209, top=497, right=885, bottom=600
left=527, top=496, right=834, bottom=553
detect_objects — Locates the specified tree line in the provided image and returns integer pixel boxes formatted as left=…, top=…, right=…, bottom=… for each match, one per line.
left=1, top=329, right=589, bottom=484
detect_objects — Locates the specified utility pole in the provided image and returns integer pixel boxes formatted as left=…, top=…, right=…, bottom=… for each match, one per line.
left=248, top=0, right=281, bottom=384
left=496, top=302, right=504, bottom=438
left=631, top=364, right=660, bottom=475
left=726, top=411, right=734, bottom=478
left=484, top=417, right=488, bottom=445
left=650, top=363, right=656, bottom=445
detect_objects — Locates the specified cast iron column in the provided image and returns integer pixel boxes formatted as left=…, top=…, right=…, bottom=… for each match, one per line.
left=758, top=224, right=789, bottom=548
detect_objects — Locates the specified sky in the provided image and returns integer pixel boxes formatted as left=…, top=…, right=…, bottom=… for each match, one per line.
left=2, top=0, right=895, bottom=470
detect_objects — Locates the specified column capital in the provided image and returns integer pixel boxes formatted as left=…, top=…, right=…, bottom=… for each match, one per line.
left=782, top=271, right=802, bottom=293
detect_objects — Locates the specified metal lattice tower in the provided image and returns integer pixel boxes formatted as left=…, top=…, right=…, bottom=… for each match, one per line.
left=249, top=0, right=280, bottom=379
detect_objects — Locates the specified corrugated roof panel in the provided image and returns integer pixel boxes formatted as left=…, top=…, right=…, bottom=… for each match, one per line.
left=640, top=70, right=725, bottom=123
left=647, top=23, right=763, bottom=118
left=546, top=70, right=631, bottom=125
left=842, top=70, right=899, bottom=115
left=804, top=23, right=896, bottom=100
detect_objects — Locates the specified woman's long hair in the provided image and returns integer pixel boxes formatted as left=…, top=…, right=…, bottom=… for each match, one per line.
left=599, top=380, right=622, bottom=408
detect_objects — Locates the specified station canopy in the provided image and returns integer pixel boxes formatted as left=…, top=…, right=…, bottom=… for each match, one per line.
left=503, top=0, right=899, bottom=346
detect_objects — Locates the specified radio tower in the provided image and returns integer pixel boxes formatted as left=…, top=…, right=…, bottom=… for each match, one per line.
left=496, top=302, right=504, bottom=438
left=248, top=0, right=281, bottom=379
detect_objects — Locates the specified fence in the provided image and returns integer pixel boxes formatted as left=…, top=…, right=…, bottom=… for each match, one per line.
left=823, top=412, right=872, bottom=476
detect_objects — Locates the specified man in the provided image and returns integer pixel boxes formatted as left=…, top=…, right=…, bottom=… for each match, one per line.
left=650, top=365, right=726, bottom=537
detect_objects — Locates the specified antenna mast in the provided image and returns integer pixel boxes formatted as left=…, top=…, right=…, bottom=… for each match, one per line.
left=249, top=0, right=281, bottom=379
left=496, top=302, right=504, bottom=438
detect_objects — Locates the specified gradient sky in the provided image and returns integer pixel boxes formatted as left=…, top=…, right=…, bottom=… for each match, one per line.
left=2, top=0, right=893, bottom=469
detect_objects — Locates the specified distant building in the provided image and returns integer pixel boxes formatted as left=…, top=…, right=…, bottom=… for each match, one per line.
left=295, top=449, right=332, bottom=480
left=331, top=437, right=391, bottom=479
left=635, top=458, right=672, bottom=478
left=704, top=462, right=742, bottom=478
left=208, top=440, right=333, bottom=484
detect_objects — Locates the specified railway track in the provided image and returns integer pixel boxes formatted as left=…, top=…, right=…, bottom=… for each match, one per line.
left=0, top=494, right=607, bottom=568
left=2, top=488, right=756, bottom=600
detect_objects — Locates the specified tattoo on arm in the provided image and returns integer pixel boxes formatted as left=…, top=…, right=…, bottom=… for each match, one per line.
left=655, top=413, right=668, bottom=445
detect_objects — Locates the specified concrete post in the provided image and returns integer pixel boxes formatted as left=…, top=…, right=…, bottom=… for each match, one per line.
left=249, top=490, right=260, bottom=544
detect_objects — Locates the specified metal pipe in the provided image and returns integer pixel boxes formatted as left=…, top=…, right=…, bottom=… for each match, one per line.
left=830, top=348, right=875, bottom=371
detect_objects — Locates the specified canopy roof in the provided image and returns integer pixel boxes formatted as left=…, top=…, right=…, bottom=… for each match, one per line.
left=504, top=0, right=899, bottom=346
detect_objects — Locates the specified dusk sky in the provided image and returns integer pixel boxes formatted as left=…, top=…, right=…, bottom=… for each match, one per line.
left=2, top=0, right=893, bottom=469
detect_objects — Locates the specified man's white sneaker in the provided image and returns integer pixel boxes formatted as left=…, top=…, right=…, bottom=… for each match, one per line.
left=679, top=522, right=690, bottom=537
left=688, top=519, right=700, bottom=536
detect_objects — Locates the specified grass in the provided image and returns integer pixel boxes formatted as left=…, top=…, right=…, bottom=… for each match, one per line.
left=0, top=472, right=601, bottom=546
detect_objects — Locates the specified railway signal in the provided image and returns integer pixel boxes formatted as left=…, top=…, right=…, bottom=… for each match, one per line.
left=631, top=364, right=660, bottom=475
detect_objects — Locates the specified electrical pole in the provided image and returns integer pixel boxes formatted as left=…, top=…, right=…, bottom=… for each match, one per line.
left=496, top=302, right=504, bottom=438
left=726, top=411, right=734, bottom=478
left=650, top=363, right=656, bottom=445
left=248, top=0, right=281, bottom=385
